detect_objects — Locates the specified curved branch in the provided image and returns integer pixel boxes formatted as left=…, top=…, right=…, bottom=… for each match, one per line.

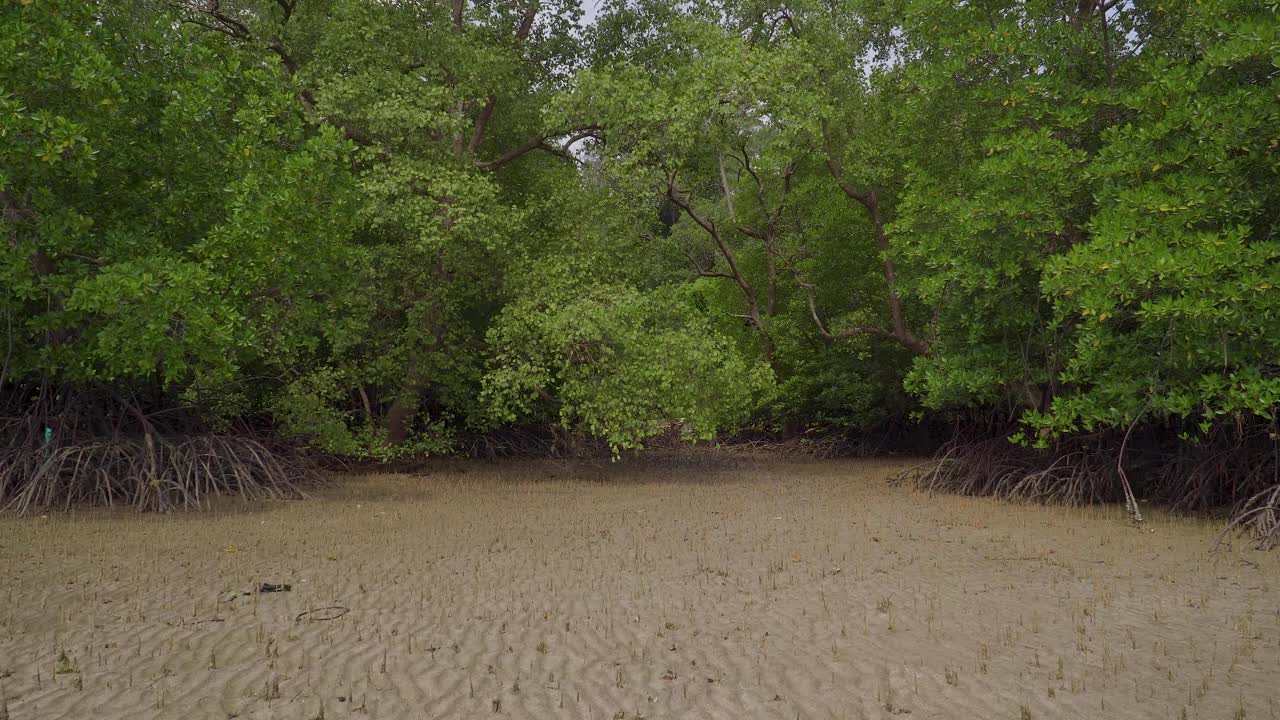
left=680, top=249, right=735, bottom=280
left=796, top=276, right=929, bottom=355
left=820, top=120, right=925, bottom=354
left=476, top=126, right=602, bottom=171
left=467, top=1, right=541, bottom=154
left=172, top=0, right=250, bottom=39
left=666, top=174, right=761, bottom=328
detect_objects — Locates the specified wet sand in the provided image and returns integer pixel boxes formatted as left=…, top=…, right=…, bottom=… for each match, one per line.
left=1, top=457, right=1277, bottom=719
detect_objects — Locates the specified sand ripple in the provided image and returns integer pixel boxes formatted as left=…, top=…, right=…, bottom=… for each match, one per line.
left=2, top=458, right=1277, bottom=719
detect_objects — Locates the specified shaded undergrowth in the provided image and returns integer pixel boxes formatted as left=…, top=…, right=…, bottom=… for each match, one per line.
left=894, top=423, right=1280, bottom=549
left=459, top=416, right=939, bottom=462
left=0, top=384, right=316, bottom=515
left=6, top=380, right=1278, bottom=553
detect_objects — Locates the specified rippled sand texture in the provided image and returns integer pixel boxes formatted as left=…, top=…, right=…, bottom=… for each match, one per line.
left=1, top=457, right=1278, bottom=720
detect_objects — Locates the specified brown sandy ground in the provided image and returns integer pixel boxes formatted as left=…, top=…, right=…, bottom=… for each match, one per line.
left=0, top=457, right=1277, bottom=720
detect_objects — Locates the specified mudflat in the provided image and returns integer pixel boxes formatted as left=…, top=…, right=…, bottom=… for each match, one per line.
left=1, top=458, right=1276, bottom=720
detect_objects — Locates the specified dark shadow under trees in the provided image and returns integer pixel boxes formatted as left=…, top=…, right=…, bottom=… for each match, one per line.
left=895, top=417, right=1280, bottom=549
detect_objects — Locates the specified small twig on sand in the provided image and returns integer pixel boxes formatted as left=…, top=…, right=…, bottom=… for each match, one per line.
left=296, top=606, right=348, bottom=622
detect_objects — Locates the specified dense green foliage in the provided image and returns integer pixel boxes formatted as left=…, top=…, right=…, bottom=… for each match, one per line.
left=3, top=0, right=1277, bottom=467
left=1, top=0, right=360, bottom=431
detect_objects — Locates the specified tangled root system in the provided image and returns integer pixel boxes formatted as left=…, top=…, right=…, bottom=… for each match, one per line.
left=894, top=425, right=1280, bottom=549
left=0, top=434, right=315, bottom=515
left=1, top=384, right=316, bottom=515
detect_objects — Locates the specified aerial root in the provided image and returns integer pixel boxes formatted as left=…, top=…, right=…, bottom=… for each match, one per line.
left=0, top=434, right=316, bottom=515
left=890, top=436, right=1118, bottom=506
left=1218, top=483, right=1280, bottom=550
left=894, top=429, right=1280, bottom=549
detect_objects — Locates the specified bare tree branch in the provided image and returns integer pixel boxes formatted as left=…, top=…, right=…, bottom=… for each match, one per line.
left=718, top=155, right=736, bottom=219
left=820, top=122, right=873, bottom=208
left=665, top=172, right=762, bottom=329
left=468, top=97, right=498, bottom=154
left=514, top=0, right=540, bottom=42
left=467, top=1, right=541, bottom=155
left=475, top=126, right=602, bottom=171
left=173, top=0, right=250, bottom=39
left=819, top=120, right=929, bottom=355
left=724, top=150, right=800, bottom=320
left=796, top=276, right=927, bottom=352
left=680, top=249, right=735, bottom=279
left=452, top=0, right=465, bottom=33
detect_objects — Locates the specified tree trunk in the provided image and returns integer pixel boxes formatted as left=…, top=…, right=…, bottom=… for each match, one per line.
left=385, top=396, right=415, bottom=446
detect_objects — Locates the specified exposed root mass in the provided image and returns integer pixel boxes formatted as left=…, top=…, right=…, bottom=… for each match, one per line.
left=0, top=434, right=314, bottom=514
left=0, top=385, right=316, bottom=514
left=895, top=426, right=1280, bottom=548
